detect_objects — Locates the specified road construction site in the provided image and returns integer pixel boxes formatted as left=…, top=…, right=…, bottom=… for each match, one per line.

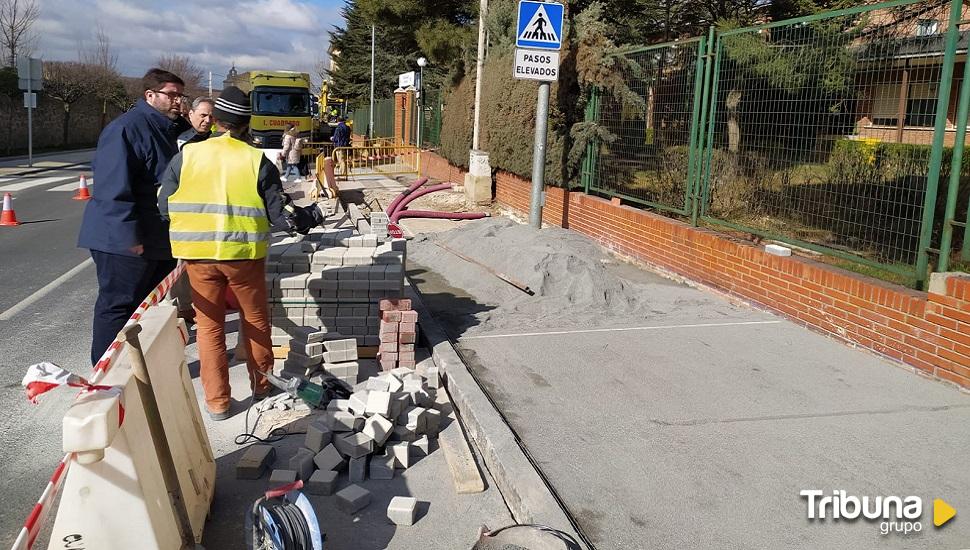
left=0, top=150, right=968, bottom=550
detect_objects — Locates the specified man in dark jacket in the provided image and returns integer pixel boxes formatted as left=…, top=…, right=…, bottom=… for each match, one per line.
left=331, top=117, right=351, bottom=148
left=78, top=67, right=190, bottom=365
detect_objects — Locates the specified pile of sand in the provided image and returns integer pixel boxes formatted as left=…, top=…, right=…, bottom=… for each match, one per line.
left=407, top=218, right=734, bottom=334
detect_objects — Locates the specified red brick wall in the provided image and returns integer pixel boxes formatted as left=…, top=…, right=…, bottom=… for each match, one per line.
left=421, top=151, right=468, bottom=184
left=493, top=171, right=970, bottom=390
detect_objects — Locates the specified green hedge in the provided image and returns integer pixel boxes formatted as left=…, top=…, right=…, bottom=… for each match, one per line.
left=438, top=49, right=569, bottom=185
left=828, top=138, right=970, bottom=185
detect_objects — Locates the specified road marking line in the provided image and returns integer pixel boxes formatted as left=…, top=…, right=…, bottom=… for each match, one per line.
left=49, top=178, right=94, bottom=192
left=459, top=320, right=783, bottom=340
left=0, top=258, right=94, bottom=321
left=0, top=175, right=77, bottom=192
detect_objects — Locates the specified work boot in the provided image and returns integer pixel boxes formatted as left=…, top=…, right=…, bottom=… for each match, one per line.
left=206, top=407, right=230, bottom=421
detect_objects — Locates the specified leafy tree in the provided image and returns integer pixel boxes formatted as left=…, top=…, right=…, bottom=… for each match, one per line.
left=328, top=0, right=476, bottom=105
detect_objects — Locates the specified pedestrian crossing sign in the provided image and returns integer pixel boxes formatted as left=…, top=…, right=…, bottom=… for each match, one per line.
left=516, top=1, right=564, bottom=50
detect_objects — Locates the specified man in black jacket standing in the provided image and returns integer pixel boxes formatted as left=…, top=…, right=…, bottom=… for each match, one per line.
left=78, top=68, right=190, bottom=365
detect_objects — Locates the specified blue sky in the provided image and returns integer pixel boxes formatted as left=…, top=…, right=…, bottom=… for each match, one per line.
left=34, top=0, right=347, bottom=85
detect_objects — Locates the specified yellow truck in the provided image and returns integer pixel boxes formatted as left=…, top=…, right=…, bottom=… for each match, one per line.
left=227, top=70, right=313, bottom=155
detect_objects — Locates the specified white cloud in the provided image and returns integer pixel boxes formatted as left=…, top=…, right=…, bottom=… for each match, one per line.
left=34, top=0, right=340, bottom=86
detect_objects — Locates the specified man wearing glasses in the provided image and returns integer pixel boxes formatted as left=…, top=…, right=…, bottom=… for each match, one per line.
left=78, top=67, right=192, bottom=366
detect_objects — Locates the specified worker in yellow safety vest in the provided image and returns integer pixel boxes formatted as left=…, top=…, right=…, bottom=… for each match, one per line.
left=157, top=86, right=325, bottom=420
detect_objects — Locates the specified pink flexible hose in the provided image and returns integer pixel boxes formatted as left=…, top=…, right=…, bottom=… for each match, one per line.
left=391, top=209, right=490, bottom=223
left=390, top=183, right=454, bottom=218
left=385, top=177, right=429, bottom=216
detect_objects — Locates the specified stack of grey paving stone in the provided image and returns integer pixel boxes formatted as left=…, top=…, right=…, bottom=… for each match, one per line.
left=244, top=365, right=442, bottom=523
left=265, top=227, right=408, bottom=348
left=369, top=212, right=389, bottom=240
left=272, top=331, right=361, bottom=388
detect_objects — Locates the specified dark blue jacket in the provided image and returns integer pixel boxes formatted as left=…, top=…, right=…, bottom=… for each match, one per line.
left=78, top=100, right=188, bottom=259
left=332, top=122, right=351, bottom=148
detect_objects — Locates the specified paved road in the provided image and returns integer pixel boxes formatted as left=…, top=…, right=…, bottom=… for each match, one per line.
left=0, top=150, right=99, bottom=547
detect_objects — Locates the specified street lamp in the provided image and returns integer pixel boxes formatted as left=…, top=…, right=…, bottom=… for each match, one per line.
left=417, top=56, right=427, bottom=148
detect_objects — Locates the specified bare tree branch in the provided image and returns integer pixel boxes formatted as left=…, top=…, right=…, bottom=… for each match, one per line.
left=81, top=25, right=118, bottom=72
left=155, top=54, right=205, bottom=97
left=0, top=0, right=38, bottom=67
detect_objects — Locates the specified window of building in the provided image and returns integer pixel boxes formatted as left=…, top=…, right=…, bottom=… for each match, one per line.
left=870, top=81, right=899, bottom=126
left=916, top=19, right=940, bottom=36
left=905, top=81, right=938, bottom=127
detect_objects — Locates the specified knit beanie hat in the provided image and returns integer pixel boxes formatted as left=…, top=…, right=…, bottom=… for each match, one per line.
left=213, top=86, right=251, bottom=125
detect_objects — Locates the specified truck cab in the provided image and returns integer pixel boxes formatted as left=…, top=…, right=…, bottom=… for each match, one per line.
left=228, top=70, right=313, bottom=160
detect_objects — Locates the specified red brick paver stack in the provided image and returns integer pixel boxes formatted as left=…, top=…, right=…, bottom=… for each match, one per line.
left=377, top=298, right=418, bottom=371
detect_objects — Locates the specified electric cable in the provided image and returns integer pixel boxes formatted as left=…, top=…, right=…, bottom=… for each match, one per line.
left=233, top=364, right=307, bottom=446
left=255, top=497, right=314, bottom=549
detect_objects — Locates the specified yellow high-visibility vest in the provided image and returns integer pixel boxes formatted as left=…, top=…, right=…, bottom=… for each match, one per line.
left=168, top=134, right=270, bottom=260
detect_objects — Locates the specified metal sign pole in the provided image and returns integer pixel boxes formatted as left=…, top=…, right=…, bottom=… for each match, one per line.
left=26, top=78, right=32, bottom=168
left=369, top=25, right=376, bottom=139
left=515, top=1, right=562, bottom=230
left=529, top=81, right=550, bottom=228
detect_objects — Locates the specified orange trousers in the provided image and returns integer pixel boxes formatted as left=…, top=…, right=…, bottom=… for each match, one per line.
left=185, top=259, right=273, bottom=412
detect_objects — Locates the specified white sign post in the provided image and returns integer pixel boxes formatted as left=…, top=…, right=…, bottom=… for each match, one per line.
left=17, top=57, right=43, bottom=168
left=514, top=1, right=564, bottom=229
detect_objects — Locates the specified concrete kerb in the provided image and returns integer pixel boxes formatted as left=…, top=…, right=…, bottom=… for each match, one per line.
left=405, top=283, right=588, bottom=549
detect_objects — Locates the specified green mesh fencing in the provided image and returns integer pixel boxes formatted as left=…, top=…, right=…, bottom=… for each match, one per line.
left=585, top=38, right=706, bottom=215
left=701, top=0, right=961, bottom=283
left=582, top=0, right=967, bottom=285
left=421, top=89, right=443, bottom=148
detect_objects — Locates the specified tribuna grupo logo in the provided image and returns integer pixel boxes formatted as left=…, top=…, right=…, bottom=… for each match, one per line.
left=801, top=490, right=956, bottom=536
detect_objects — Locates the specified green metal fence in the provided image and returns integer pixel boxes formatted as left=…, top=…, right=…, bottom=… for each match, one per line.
left=350, top=97, right=396, bottom=139
left=582, top=38, right=707, bottom=215
left=583, top=0, right=970, bottom=287
left=421, top=89, right=443, bottom=148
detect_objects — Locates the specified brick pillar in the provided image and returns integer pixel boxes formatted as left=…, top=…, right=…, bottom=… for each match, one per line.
left=393, top=89, right=407, bottom=145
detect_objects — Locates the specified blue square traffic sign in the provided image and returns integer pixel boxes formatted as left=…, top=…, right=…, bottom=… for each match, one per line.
left=516, top=1, right=564, bottom=50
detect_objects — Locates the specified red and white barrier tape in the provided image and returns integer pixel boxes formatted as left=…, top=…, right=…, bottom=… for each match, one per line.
left=91, top=262, right=187, bottom=378
left=11, top=454, right=72, bottom=550
left=13, top=262, right=186, bottom=550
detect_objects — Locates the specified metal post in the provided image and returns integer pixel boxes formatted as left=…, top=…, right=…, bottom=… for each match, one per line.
left=370, top=25, right=376, bottom=140
left=917, top=0, right=963, bottom=287
left=701, top=30, right=723, bottom=217
left=119, top=324, right=195, bottom=549
left=685, top=36, right=707, bottom=219
left=26, top=76, right=32, bottom=168
left=938, top=55, right=970, bottom=272
left=692, top=27, right=716, bottom=226
left=581, top=90, right=595, bottom=194
left=530, top=82, right=550, bottom=229
left=472, top=0, right=488, bottom=150
left=208, top=71, right=213, bottom=97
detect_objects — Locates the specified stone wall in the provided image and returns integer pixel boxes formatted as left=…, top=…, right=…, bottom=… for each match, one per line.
left=0, top=93, right=123, bottom=154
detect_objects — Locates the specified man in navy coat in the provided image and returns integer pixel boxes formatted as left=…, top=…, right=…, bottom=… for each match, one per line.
left=78, top=68, right=190, bottom=365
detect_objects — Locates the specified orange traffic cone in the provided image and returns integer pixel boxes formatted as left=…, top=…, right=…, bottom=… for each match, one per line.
left=0, top=192, right=20, bottom=226
left=73, top=175, right=91, bottom=201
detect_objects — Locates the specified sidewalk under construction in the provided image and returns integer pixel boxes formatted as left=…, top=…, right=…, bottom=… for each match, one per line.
left=404, top=217, right=970, bottom=550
